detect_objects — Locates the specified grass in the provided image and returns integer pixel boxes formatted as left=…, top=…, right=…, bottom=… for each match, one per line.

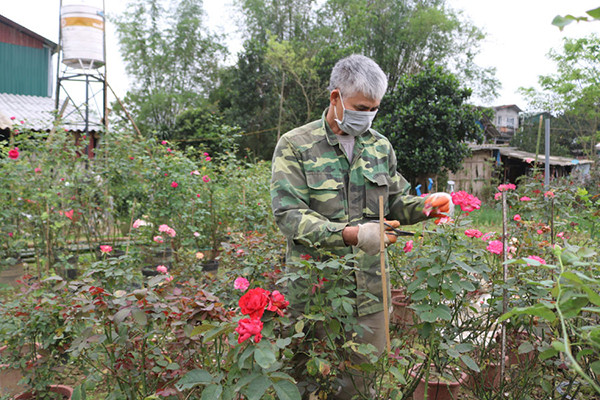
left=470, top=202, right=503, bottom=232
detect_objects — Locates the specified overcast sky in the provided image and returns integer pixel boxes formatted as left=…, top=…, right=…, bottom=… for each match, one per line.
left=2, top=0, right=599, bottom=111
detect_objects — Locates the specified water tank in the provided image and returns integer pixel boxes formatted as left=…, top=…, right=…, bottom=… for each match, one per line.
left=60, top=4, right=105, bottom=69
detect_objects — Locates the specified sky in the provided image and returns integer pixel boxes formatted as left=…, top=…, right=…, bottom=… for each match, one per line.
left=1, top=0, right=599, bottom=111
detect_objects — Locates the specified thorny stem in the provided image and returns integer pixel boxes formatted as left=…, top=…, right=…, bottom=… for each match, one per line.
left=555, top=255, right=600, bottom=394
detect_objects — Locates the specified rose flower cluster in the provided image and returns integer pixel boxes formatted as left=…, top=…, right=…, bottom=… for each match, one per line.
left=235, top=284, right=290, bottom=344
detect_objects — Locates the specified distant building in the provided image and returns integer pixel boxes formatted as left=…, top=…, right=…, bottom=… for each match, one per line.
left=493, top=104, right=522, bottom=144
left=0, top=14, right=97, bottom=136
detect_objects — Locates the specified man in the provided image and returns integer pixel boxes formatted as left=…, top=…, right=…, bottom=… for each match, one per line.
left=270, top=54, right=452, bottom=399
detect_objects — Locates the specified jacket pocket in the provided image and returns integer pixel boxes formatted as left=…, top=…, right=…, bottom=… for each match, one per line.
left=363, top=171, right=390, bottom=217
left=306, top=172, right=345, bottom=220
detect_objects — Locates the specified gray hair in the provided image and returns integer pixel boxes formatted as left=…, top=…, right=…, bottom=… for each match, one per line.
left=328, top=54, right=388, bottom=101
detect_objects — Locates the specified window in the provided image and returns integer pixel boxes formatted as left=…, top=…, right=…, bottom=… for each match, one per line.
left=497, top=116, right=502, bottom=125
left=507, top=118, right=514, bottom=128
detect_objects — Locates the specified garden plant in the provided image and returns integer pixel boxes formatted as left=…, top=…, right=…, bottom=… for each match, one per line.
left=1, top=121, right=599, bottom=399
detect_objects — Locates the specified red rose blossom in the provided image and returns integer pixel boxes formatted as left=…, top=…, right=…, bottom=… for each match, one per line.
left=235, top=317, right=263, bottom=344
left=239, top=287, right=270, bottom=319
left=267, top=290, right=289, bottom=316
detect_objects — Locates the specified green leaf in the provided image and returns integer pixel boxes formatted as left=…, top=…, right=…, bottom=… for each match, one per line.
left=419, top=311, right=436, bottom=323
left=389, top=365, right=407, bottom=385
left=551, top=340, right=566, bottom=353
left=459, top=354, right=480, bottom=372
left=552, top=15, right=575, bottom=30
left=176, top=369, right=213, bottom=390
left=131, top=308, right=147, bottom=326
left=275, top=337, right=292, bottom=349
left=113, top=308, right=131, bottom=324
left=190, top=323, right=216, bottom=337
left=587, top=7, right=600, bottom=19
left=245, top=376, right=271, bottom=400
left=272, top=379, right=302, bottom=400
left=254, top=343, right=277, bottom=369
left=431, top=305, right=452, bottom=321
left=539, top=348, right=559, bottom=361
left=590, top=360, right=600, bottom=375
left=201, top=384, right=223, bottom=400
left=499, top=304, right=556, bottom=322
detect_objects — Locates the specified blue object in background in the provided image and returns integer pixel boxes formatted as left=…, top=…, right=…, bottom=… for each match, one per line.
left=415, top=184, right=422, bottom=196
left=428, top=178, right=433, bottom=192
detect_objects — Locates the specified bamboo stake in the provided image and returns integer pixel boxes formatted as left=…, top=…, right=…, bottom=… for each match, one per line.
left=379, top=195, right=391, bottom=355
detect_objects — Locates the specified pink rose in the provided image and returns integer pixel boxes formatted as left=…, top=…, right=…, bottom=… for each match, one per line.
left=8, top=232, right=13, bottom=238
left=451, top=191, right=481, bottom=213
left=165, top=274, right=173, bottom=282
left=403, top=240, right=414, bottom=253
left=544, top=191, right=555, bottom=198
left=497, top=183, right=516, bottom=192
left=486, top=240, right=503, bottom=255
left=100, top=245, right=113, bottom=254
left=191, top=170, right=200, bottom=176
left=513, top=214, right=521, bottom=221
left=34, top=167, right=41, bottom=173
left=202, top=175, right=211, bottom=183
left=464, top=229, right=483, bottom=238
left=153, top=235, right=164, bottom=243
left=526, top=255, right=546, bottom=266
left=520, top=196, right=531, bottom=201
left=171, top=181, right=178, bottom=188
left=161, top=140, right=167, bottom=145
left=481, top=232, right=495, bottom=241
left=234, top=277, right=250, bottom=291
left=8, top=147, right=19, bottom=160
left=156, top=265, right=168, bottom=274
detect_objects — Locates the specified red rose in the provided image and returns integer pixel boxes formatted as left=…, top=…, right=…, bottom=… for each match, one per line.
left=8, top=147, right=19, bottom=160
left=239, top=287, right=270, bottom=319
left=235, top=317, right=263, bottom=344
left=267, top=290, right=289, bottom=316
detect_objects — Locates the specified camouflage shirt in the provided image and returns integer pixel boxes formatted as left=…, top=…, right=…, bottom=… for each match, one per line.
left=270, top=109, right=428, bottom=316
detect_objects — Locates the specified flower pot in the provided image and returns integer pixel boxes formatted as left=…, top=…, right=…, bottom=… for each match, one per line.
left=495, top=330, right=540, bottom=366
left=15, top=385, right=73, bottom=400
left=391, top=295, right=417, bottom=327
left=463, top=348, right=509, bottom=391
left=409, top=363, right=467, bottom=400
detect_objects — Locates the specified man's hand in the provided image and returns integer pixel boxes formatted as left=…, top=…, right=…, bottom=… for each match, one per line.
left=355, top=220, right=401, bottom=256
left=424, top=192, right=454, bottom=218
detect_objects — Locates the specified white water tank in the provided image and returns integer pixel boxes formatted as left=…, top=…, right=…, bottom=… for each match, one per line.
left=61, top=3, right=105, bottom=69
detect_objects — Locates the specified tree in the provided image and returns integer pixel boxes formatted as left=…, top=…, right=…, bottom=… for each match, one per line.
left=316, top=0, right=499, bottom=100
left=375, top=64, right=484, bottom=189
left=172, top=108, right=241, bottom=156
left=518, top=35, right=600, bottom=159
left=113, top=0, right=226, bottom=138
left=510, top=113, right=577, bottom=158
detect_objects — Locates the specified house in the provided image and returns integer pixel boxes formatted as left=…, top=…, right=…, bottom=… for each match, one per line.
left=492, top=104, right=522, bottom=144
left=0, top=14, right=99, bottom=144
left=448, top=144, right=594, bottom=199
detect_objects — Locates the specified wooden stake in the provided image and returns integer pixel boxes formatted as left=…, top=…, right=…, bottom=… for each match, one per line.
left=500, top=191, right=509, bottom=386
left=379, top=195, right=392, bottom=355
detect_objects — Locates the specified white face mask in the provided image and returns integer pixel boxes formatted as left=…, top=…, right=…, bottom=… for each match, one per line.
left=333, top=92, right=378, bottom=137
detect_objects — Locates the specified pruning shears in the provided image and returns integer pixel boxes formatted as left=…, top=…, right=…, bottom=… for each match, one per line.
left=384, top=222, right=436, bottom=237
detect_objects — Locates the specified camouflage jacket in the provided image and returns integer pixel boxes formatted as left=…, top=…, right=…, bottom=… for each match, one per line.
left=270, top=109, right=428, bottom=316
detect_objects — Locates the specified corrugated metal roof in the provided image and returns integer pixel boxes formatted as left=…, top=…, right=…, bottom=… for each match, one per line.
left=498, top=147, right=594, bottom=166
left=0, top=92, right=100, bottom=132
left=469, top=144, right=594, bottom=166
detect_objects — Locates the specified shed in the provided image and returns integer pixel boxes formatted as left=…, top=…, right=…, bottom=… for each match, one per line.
left=448, top=145, right=594, bottom=199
